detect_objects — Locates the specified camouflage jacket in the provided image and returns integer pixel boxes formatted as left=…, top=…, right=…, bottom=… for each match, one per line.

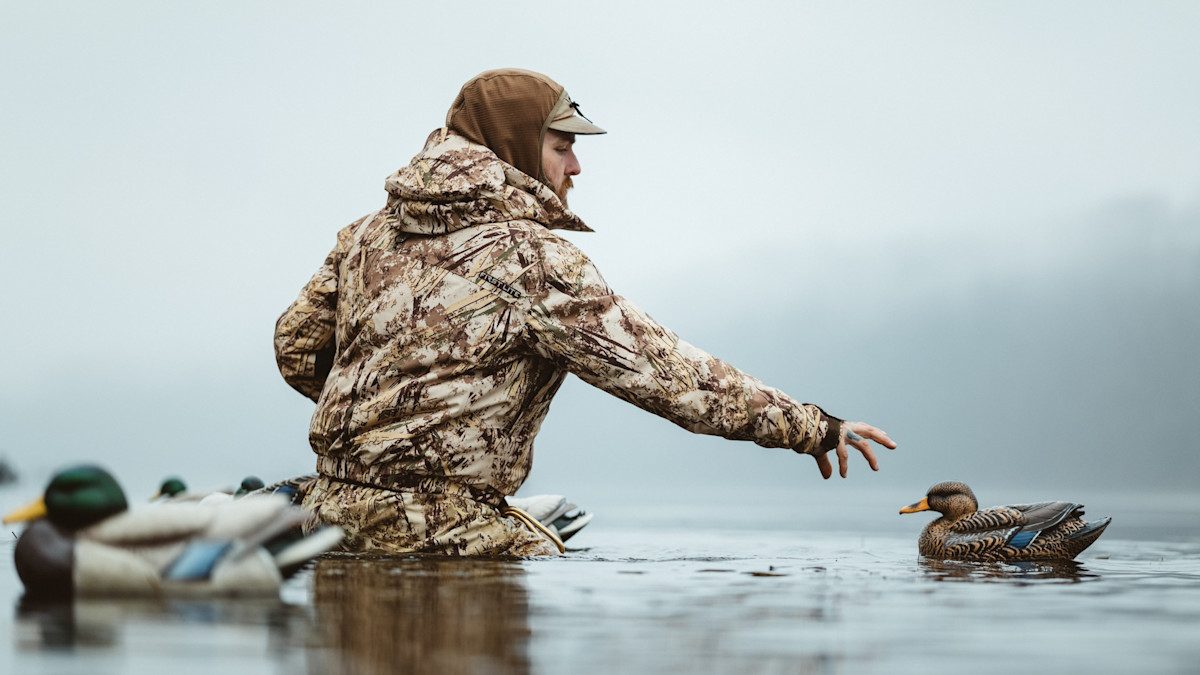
left=274, top=130, right=840, bottom=552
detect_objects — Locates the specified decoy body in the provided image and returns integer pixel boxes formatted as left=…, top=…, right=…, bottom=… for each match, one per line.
left=505, top=494, right=593, bottom=543
left=899, top=481, right=1110, bottom=561
left=3, top=465, right=344, bottom=598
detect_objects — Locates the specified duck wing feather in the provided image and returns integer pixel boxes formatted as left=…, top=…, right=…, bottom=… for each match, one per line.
left=80, top=503, right=216, bottom=547
left=943, top=526, right=1019, bottom=558
left=74, top=495, right=305, bottom=568
left=1007, top=501, right=1083, bottom=533
left=950, top=506, right=1025, bottom=534
left=940, top=506, right=1023, bottom=558
left=944, top=502, right=1086, bottom=556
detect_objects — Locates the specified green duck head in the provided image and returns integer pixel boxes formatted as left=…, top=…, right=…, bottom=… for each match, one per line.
left=235, top=475, right=265, bottom=496
left=153, top=476, right=188, bottom=500
left=3, top=464, right=129, bottom=530
left=899, top=481, right=979, bottom=520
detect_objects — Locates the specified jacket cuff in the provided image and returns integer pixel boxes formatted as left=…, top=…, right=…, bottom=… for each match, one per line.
left=807, top=406, right=843, bottom=457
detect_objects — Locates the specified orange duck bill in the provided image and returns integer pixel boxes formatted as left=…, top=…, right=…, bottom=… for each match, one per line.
left=899, top=497, right=931, bottom=514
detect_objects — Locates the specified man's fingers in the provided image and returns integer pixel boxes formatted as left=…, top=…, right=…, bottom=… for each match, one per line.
left=837, top=437, right=849, bottom=478
left=811, top=420, right=895, bottom=479
left=816, top=452, right=832, bottom=479
left=853, top=439, right=880, bottom=471
left=850, top=423, right=897, bottom=450
left=846, top=436, right=880, bottom=470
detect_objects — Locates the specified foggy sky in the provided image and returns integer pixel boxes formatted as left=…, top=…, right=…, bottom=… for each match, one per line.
left=2, top=2, right=1197, bottom=532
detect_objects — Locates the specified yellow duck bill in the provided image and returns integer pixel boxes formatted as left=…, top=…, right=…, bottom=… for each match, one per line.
left=3, top=496, right=47, bottom=525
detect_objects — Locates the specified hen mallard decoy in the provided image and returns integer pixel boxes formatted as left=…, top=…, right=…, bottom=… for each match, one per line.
left=3, top=465, right=344, bottom=598
left=899, top=481, right=1111, bottom=561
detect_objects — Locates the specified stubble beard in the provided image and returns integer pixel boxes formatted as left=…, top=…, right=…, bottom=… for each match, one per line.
left=556, top=176, right=573, bottom=207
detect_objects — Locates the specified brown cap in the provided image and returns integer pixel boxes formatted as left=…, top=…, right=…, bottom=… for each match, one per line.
left=446, top=68, right=604, bottom=183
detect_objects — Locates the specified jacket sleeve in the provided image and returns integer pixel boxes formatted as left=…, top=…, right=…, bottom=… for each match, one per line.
left=526, top=237, right=842, bottom=456
left=274, top=248, right=340, bottom=402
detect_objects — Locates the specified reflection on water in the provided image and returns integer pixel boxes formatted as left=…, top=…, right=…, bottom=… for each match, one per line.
left=12, top=592, right=313, bottom=668
left=16, top=598, right=113, bottom=650
left=2, top=530, right=1199, bottom=674
left=309, top=555, right=532, bottom=675
left=916, top=557, right=1100, bottom=584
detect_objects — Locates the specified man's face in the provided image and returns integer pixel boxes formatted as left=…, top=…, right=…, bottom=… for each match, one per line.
left=540, top=129, right=580, bottom=202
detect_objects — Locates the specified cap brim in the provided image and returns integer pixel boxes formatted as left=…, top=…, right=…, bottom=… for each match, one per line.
left=548, top=116, right=606, bottom=135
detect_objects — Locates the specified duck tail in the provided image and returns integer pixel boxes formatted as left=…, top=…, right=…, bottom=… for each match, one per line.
left=1069, top=517, right=1112, bottom=542
left=272, top=525, right=345, bottom=578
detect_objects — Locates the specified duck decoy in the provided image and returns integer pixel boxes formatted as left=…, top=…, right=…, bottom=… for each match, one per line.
left=506, top=494, right=593, bottom=543
left=899, top=481, right=1111, bottom=561
left=235, top=476, right=265, bottom=496
left=151, top=475, right=267, bottom=505
left=3, top=464, right=344, bottom=598
left=150, top=476, right=195, bottom=501
left=152, top=473, right=267, bottom=504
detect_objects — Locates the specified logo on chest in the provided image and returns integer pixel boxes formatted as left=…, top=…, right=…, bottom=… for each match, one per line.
left=477, top=272, right=524, bottom=299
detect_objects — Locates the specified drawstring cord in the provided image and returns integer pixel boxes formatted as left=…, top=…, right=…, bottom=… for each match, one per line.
left=502, top=505, right=566, bottom=553
left=568, top=100, right=595, bottom=124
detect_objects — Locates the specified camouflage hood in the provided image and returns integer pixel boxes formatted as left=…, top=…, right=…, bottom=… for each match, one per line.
left=381, top=129, right=592, bottom=236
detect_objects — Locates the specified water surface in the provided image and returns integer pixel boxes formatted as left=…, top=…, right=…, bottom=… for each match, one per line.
left=2, top=521, right=1198, bottom=674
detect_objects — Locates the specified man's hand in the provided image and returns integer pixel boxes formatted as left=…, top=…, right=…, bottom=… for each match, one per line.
left=814, top=421, right=896, bottom=479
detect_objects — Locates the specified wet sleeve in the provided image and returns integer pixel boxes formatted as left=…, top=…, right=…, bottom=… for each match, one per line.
left=526, top=238, right=842, bottom=455
left=274, top=248, right=339, bottom=402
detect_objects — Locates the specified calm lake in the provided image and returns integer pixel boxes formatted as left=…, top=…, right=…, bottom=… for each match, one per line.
left=2, top=490, right=1199, bottom=674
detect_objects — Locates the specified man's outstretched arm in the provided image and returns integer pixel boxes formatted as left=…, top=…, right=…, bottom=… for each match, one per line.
left=526, top=236, right=896, bottom=476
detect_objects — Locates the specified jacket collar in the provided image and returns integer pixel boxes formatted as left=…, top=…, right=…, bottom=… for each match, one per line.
left=382, top=129, right=591, bottom=235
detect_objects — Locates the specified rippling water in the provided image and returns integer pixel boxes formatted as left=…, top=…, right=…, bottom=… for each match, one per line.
left=2, top=520, right=1198, bottom=675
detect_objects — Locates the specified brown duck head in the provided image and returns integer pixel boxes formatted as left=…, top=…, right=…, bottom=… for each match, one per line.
left=900, top=481, right=979, bottom=521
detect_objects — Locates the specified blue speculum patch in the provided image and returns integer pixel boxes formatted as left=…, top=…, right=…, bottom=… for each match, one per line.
left=163, top=541, right=234, bottom=580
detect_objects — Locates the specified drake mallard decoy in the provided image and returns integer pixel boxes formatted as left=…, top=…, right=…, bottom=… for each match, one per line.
left=151, top=476, right=194, bottom=501
left=3, top=465, right=344, bottom=598
left=151, top=475, right=266, bottom=503
left=899, top=481, right=1111, bottom=561
left=236, top=475, right=265, bottom=496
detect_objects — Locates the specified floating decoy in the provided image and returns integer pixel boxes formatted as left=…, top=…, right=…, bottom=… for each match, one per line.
left=3, top=465, right=344, bottom=598
left=150, top=476, right=195, bottom=501
left=899, top=481, right=1110, bottom=561
left=506, top=494, right=593, bottom=543
left=235, top=476, right=265, bottom=496
left=151, top=475, right=267, bottom=505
